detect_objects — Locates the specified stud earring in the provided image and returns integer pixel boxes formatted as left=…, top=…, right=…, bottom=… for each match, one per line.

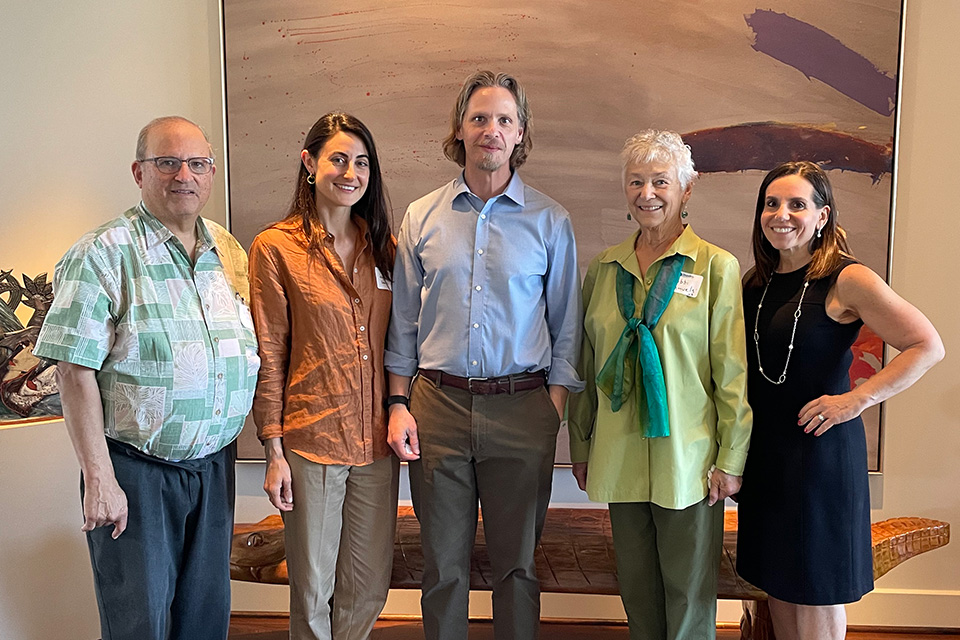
left=307, top=174, right=316, bottom=185
left=627, top=213, right=632, bottom=221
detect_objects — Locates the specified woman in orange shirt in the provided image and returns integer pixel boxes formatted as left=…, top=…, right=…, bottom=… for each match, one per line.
left=249, top=112, right=399, bottom=640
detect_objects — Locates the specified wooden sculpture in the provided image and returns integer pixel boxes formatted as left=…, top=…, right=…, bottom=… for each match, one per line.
left=231, top=509, right=949, bottom=640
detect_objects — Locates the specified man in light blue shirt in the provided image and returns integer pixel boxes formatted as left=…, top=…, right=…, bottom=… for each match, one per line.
left=385, top=71, right=583, bottom=639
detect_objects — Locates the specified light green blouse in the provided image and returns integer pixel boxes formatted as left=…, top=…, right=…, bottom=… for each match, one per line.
left=568, top=225, right=752, bottom=509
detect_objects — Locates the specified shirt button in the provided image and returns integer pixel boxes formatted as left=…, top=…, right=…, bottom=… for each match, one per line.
left=354, top=268, right=358, bottom=273
left=217, top=373, right=223, bottom=379
left=213, top=337, right=219, bottom=343
left=359, top=325, right=366, bottom=332
left=475, top=285, right=482, bottom=291
left=480, top=214, right=487, bottom=220
left=362, top=354, right=369, bottom=361
left=471, top=360, right=478, bottom=366
left=477, top=249, right=484, bottom=255
left=215, top=409, right=221, bottom=416
left=354, top=298, right=361, bottom=304
left=473, top=323, right=479, bottom=329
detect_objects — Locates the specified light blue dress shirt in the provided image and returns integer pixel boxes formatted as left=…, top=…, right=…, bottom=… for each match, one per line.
left=385, top=171, right=584, bottom=391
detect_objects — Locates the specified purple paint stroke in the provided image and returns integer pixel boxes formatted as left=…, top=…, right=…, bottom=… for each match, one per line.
left=683, top=122, right=891, bottom=184
left=745, top=9, right=897, bottom=116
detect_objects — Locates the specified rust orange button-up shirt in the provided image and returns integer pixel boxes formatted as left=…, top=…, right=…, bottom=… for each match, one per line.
left=248, top=218, right=393, bottom=466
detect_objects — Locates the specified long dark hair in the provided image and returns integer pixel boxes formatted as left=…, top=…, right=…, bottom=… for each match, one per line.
left=748, top=161, right=853, bottom=286
left=285, top=112, right=394, bottom=278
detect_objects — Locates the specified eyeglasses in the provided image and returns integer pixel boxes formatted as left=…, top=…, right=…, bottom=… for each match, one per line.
left=138, top=156, right=215, bottom=175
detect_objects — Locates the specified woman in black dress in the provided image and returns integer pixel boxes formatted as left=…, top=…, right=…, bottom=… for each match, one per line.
left=737, top=162, right=943, bottom=640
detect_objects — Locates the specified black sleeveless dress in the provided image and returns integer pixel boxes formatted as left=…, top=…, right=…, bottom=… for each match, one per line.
left=736, top=261, right=873, bottom=605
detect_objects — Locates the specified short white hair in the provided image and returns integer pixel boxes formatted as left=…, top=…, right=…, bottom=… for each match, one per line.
left=620, top=130, right=696, bottom=189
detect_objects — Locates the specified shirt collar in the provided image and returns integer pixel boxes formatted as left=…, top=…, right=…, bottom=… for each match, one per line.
left=136, top=202, right=215, bottom=254
left=451, top=170, right=526, bottom=208
left=601, top=224, right=702, bottom=275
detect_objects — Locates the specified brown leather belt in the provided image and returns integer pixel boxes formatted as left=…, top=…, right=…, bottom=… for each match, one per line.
left=418, top=369, right=547, bottom=395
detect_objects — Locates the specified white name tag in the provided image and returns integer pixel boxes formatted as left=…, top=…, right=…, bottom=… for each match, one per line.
left=236, top=299, right=254, bottom=330
left=675, top=272, right=703, bottom=298
left=375, top=267, right=392, bottom=291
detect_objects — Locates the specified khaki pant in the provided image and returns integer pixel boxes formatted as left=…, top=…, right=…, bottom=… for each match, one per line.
left=608, top=498, right=724, bottom=640
left=408, top=375, right=561, bottom=640
left=283, top=451, right=400, bottom=640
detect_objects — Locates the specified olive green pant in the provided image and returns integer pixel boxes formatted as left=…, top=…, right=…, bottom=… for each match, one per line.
left=608, top=498, right=724, bottom=640
left=408, top=375, right=561, bottom=640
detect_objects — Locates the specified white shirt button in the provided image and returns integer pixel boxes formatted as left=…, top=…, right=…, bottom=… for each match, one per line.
left=473, top=323, right=479, bottom=328
left=475, top=285, right=482, bottom=291
left=213, top=337, right=219, bottom=343
left=354, top=298, right=361, bottom=304
left=472, top=360, right=478, bottom=366
left=359, top=325, right=366, bottom=332
left=480, top=214, right=487, bottom=219
left=354, top=268, right=358, bottom=273
left=362, top=354, right=369, bottom=361
left=477, top=249, right=484, bottom=255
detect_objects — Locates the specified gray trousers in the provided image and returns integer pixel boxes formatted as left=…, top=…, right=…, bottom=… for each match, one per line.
left=408, top=376, right=561, bottom=640
left=84, top=438, right=235, bottom=640
left=608, top=498, right=724, bottom=640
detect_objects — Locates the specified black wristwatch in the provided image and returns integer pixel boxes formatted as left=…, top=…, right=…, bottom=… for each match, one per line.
left=385, top=395, right=410, bottom=409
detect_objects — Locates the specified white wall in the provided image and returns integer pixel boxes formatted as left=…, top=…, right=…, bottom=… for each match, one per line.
left=844, top=0, right=960, bottom=627
left=0, top=0, right=226, bottom=637
left=1, top=0, right=957, bottom=637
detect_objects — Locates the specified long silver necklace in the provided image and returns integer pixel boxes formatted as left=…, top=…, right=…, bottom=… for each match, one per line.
left=753, top=275, right=809, bottom=385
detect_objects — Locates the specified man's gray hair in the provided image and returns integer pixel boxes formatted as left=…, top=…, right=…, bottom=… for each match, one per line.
left=621, top=130, right=696, bottom=189
left=136, top=116, right=214, bottom=161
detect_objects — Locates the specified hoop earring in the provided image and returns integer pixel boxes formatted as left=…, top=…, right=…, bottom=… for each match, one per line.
left=306, top=174, right=316, bottom=185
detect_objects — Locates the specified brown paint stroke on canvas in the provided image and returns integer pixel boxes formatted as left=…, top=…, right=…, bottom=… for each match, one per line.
left=745, top=9, right=897, bottom=116
left=683, top=122, right=892, bottom=183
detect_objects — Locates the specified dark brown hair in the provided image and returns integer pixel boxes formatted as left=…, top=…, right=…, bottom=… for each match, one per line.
left=441, top=70, right=532, bottom=170
left=285, top=112, right=393, bottom=278
left=748, top=161, right=854, bottom=286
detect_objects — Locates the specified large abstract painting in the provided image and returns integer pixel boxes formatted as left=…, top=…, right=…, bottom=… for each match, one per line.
left=224, top=0, right=902, bottom=468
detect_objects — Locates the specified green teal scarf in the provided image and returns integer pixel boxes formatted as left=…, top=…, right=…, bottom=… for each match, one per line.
left=596, top=254, right=684, bottom=438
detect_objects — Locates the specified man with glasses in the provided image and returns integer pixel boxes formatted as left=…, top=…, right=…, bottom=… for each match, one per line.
left=34, top=116, right=259, bottom=640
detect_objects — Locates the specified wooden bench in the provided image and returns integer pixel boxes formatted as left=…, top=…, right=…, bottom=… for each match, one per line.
left=231, top=508, right=949, bottom=640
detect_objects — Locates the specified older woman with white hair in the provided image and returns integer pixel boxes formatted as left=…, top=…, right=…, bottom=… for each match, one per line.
left=568, top=130, right=753, bottom=640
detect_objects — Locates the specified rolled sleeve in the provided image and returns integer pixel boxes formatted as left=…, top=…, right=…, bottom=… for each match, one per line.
left=708, top=254, right=753, bottom=476
left=248, top=238, right=290, bottom=441
left=384, top=210, right=423, bottom=377
left=34, top=238, right=118, bottom=369
left=543, top=213, right=584, bottom=391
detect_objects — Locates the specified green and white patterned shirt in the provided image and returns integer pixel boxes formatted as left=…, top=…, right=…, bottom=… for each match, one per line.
left=35, top=204, right=260, bottom=461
